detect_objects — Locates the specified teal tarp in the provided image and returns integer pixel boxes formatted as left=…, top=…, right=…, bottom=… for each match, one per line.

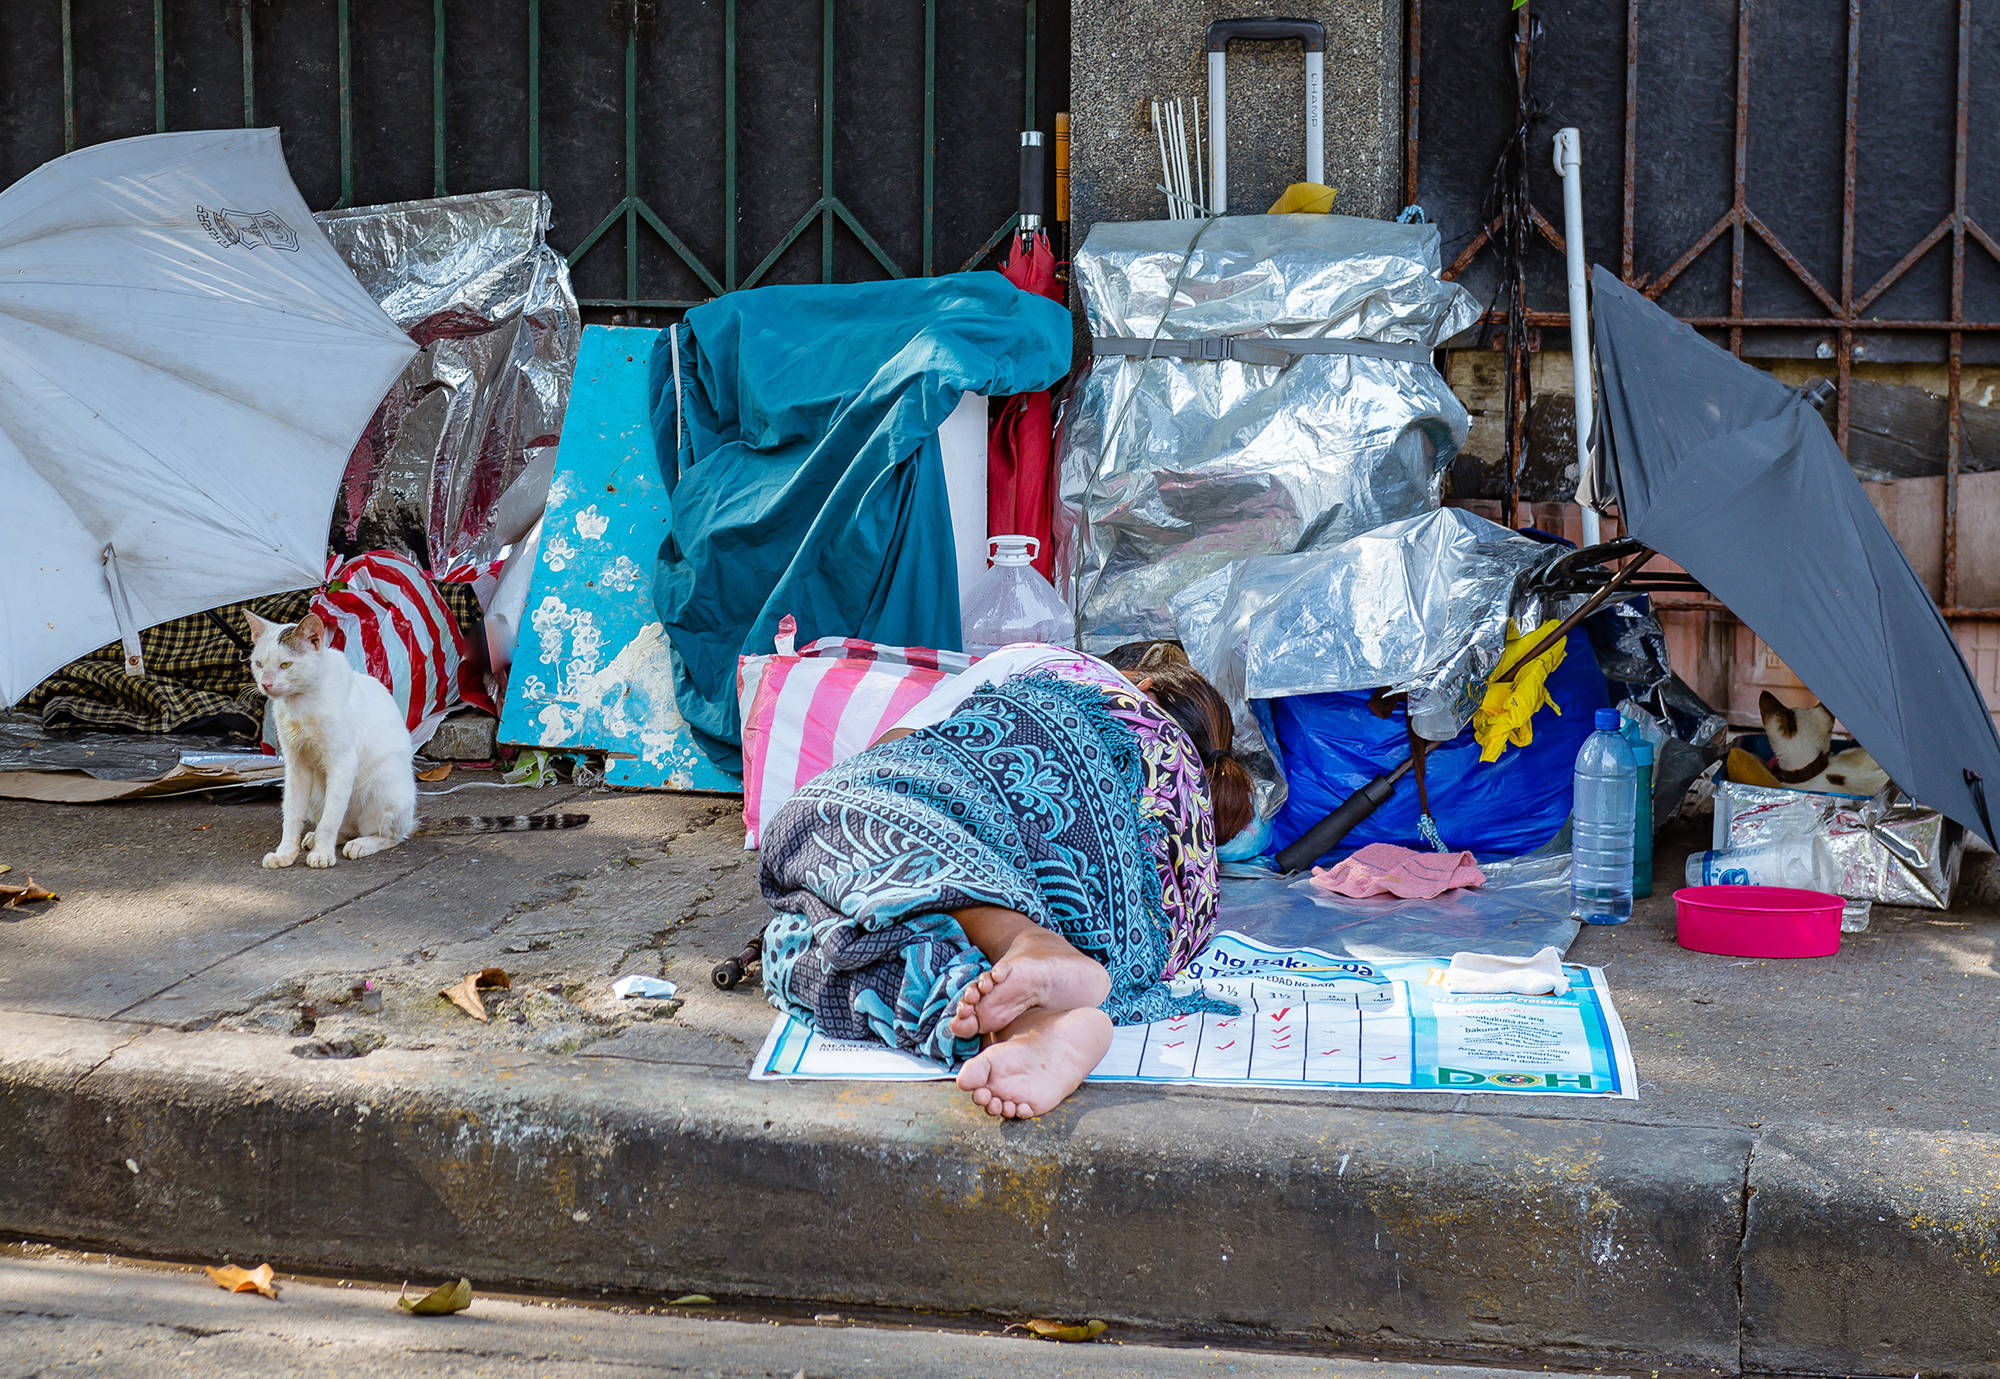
left=648, top=273, right=1072, bottom=772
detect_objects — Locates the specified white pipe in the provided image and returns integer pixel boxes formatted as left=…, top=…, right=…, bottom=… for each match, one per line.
left=1207, top=51, right=1228, bottom=213
left=1554, top=127, right=1602, bottom=548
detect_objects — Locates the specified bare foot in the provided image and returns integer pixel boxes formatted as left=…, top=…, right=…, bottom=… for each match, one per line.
left=956, top=1007, right=1113, bottom=1119
left=948, top=926, right=1109, bottom=1038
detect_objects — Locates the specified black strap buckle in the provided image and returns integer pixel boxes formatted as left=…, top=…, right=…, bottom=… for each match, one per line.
left=1197, top=336, right=1228, bottom=361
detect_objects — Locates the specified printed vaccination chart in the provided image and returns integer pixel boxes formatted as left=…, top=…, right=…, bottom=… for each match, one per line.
left=753, top=931, right=1639, bottom=1098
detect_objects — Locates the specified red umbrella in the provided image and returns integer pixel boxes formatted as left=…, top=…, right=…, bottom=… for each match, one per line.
left=988, top=133, right=1065, bottom=581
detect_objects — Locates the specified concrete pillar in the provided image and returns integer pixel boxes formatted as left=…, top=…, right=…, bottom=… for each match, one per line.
left=1068, top=0, right=1404, bottom=239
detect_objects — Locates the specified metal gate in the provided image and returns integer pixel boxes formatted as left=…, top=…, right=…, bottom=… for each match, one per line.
left=8, top=0, right=1059, bottom=312
left=1409, top=0, right=2000, bottom=618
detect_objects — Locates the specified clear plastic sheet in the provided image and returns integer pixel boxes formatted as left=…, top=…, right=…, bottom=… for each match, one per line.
left=1055, top=215, right=1480, bottom=649
left=1715, top=780, right=1961, bottom=910
left=1589, top=598, right=1729, bottom=748
left=321, top=190, right=581, bottom=574
left=1217, top=851, right=1579, bottom=962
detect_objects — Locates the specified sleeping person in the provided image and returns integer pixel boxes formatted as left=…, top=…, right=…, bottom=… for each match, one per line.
left=756, top=640, right=1252, bottom=1119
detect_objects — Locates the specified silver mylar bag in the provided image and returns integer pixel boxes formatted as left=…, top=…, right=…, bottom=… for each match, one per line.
left=1175, top=508, right=1567, bottom=743
left=1717, top=780, right=1961, bottom=910
left=1056, top=214, right=1480, bottom=650
left=320, top=190, right=581, bottom=574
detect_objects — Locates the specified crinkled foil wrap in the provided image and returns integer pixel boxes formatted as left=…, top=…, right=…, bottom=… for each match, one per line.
left=1055, top=214, right=1480, bottom=649
left=1174, top=508, right=1568, bottom=745
left=320, top=190, right=580, bottom=574
left=1717, top=780, right=1961, bottom=910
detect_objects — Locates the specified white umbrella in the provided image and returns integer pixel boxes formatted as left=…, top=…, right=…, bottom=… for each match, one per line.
left=0, top=129, right=416, bottom=705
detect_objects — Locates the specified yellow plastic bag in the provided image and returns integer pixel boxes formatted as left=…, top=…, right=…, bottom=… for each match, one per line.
left=1472, top=622, right=1568, bottom=763
left=1267, top=181, right=1339, bottom=214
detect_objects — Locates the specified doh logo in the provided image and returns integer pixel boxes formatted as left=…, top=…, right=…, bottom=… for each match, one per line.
left=1438, top=1067, right=1595, bottom=1090
left=197, top=205, right=300, bottom=252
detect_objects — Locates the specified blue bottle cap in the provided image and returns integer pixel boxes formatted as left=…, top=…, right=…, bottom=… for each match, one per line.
left=1595, top=708, right=1622, bottom=732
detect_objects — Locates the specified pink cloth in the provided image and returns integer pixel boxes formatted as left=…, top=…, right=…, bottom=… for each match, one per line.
left=1310, top=843, right=1486, bottom=900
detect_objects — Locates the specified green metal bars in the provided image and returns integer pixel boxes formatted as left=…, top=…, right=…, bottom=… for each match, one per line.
left=49, top=0, right=1039, bottom=310
left=546, top=0, right=1039, bottom=309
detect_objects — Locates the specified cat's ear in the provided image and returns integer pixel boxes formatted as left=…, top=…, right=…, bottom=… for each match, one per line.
left=244, top=610, right=277, bottom=641
left=295, top=613, right=329, bottom=651
left=1759, top=691, right=1798, bottom=739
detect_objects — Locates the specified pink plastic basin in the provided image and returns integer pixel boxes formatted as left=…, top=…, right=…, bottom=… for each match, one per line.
left=1673, top=885, right=1842, bottom=959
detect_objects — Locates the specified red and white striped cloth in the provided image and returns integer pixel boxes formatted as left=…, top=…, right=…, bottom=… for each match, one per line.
left=737, top=616, right=974, bottom=848
left=310, top=552, right=492, bottom=745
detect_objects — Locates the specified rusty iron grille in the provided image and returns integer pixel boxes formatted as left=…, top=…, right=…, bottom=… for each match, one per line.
left=1408, top=0, right=2000, bottom=618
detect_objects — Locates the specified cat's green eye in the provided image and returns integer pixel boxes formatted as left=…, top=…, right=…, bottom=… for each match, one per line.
left=279, top=660, right=292, bottom=669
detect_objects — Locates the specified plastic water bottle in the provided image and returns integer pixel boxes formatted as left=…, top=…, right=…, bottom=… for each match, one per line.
left=1684, top=838, right=1824, bottom=889
left=1571, top=708, right=1637, bottom=924
left=962, top=535, right=1075, bottom=658
left=1629, top=735, right=1655, bottom=899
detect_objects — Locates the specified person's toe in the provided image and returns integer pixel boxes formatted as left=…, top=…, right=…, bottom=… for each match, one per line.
left=957, top=1054, right=991, bottom=1092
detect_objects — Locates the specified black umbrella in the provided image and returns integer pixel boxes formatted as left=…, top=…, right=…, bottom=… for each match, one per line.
left=1591, top=267, right=2000, bottom=846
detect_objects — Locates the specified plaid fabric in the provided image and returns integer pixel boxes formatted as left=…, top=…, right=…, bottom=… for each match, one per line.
left=21, top=567, right=489, bottom=741
left=20, top=591, right=315, bottom=739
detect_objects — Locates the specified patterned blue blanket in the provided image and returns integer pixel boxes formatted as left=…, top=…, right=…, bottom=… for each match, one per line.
left=757, top=672, right=1230, bottom=1066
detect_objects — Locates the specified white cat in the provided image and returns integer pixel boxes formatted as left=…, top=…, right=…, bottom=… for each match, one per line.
left=1758, top=691, right=1892, bottom=798
left=246, top=611, right=416, bottom=869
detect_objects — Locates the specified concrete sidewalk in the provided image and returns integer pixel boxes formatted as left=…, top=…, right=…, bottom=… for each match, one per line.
left=3, top=779, right=1997, bottom=1376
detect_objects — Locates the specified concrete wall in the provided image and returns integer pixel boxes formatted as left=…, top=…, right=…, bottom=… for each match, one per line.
left=1068, top=0, right=1404, bottom=238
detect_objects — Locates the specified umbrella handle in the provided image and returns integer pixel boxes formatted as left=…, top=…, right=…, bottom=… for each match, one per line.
left=1019, top=132, right=1047, bottom=230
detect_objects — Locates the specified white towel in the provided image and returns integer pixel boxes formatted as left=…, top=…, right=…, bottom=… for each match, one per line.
left=1442, top=946, right=1570, bottom=997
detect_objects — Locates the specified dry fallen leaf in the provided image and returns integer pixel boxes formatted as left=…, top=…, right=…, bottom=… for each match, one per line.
left=0, top=877, right=57, bottom=908
left=1016, top=1318, right=1108, bottom=1342
left=439, top=968, right=511, bottom=1022
left=192, top=823, right=213, bottom=832
left=666, top=1293, right=713, bottom=1306
left=397, top=1277, right=472, bottom=1315
left=417, top=763, right=454, bottom=782
left=206, top=1263, right=279, bottom=1299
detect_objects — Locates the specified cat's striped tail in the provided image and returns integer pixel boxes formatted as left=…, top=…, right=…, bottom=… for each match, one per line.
left=415, top=813, right=590, bottom=836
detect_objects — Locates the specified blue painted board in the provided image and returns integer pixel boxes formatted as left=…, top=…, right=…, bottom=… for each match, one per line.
left=494, top=325, right=740, bottom=793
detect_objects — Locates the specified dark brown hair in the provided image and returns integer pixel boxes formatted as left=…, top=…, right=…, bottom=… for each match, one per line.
left=1106, top=641, right=1254, bottom=842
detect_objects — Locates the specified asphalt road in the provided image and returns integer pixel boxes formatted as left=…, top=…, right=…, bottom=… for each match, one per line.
left=0, top=1246, right=1598, bottom=1379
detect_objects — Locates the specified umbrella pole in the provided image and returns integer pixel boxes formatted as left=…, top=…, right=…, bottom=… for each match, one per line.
left=1554, top=127, right=1602, bottom=548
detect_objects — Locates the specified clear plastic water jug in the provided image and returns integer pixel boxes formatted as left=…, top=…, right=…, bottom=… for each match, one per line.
left=962, top=535, right=1075, bottom=658
left=1571, top=708, right=1637, bottom=924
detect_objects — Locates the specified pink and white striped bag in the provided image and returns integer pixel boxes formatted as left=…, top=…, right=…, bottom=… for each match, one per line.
left=737, top=616, right=974, bottom=848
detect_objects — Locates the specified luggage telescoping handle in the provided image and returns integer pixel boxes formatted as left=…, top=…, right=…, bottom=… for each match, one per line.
left=1205, top=17, right=1326, bottom=215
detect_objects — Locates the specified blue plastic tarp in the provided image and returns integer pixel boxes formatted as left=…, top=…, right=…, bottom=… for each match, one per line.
left=1262, top=630, right=1610, bottom=865
left=647, top=274, right=1072, bottom=771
